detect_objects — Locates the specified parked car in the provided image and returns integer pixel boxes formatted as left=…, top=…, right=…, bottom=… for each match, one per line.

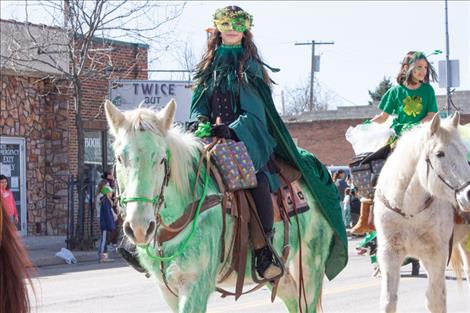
left=327, top=165, right=350, bottom=179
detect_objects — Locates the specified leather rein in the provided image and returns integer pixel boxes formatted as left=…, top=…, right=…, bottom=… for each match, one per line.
left=377, top=155, right=470, bottom=218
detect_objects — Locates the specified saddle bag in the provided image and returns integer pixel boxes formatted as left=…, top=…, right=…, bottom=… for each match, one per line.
left=349, top=144, right=391, bottom=199
left=206, top=137, right=258, bottom=192
left=273, top=180, right=310, bottom=222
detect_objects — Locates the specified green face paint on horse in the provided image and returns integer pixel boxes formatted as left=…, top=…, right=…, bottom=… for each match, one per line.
left=105, top=99, right=335, bottom=313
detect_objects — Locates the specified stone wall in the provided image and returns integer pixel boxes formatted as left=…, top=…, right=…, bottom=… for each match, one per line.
left=0, top=75, right=69, bottom=235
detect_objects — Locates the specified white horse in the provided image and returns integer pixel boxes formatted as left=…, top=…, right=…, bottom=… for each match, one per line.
left=374, top=113, right=470, bottom=313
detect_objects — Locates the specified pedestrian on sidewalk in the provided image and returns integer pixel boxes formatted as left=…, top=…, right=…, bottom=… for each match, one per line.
left=97, top=181, right=116, bottom=263
left=98, top=171, right=121, bottom=248
left=0, top=174, right=18, bottom=226
left=342, top=187, right=352, bottom=228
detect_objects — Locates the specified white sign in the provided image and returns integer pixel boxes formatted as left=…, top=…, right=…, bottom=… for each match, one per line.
left=438, top=60, right=460, bottom=88
left=10, top=176, right=19, bottom=189
left=109, top=80, right=193, bottom=122
left=0, top=163, right=11, bottom=177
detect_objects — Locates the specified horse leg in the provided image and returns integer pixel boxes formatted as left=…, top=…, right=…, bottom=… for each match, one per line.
left=377, top=246, right=404, bottom=313
left=291, top=240, right=327, bottom=313
left=460, top=246, right=470, bottom=284
left=158, top=283, right=179, bottom=313
left=273, top=269, right=299, bottom=313
left=420, top=252, right=447, bottom=313
left=177, top=277, right=214, bottom=313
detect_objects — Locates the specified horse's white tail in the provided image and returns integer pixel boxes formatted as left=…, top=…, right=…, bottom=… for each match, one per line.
left=450, top=245, right=464, bottom=283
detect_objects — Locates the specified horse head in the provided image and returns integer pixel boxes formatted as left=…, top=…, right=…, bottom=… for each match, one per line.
left=417, top=112, right=470, bottom=211
left=104, top=99, right=177, bottom=245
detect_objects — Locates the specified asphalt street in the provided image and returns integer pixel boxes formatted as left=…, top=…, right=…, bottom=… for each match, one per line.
left=28, top=238, right=470, bottom=313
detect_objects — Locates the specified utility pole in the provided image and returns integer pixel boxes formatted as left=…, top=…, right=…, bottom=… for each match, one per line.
left=295, top=40, right=334, bottom=111
left=444, top=0, right=451, bottom=115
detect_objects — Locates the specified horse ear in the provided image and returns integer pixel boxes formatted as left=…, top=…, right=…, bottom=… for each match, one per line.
left=105, top=99, right=125, bottom=135
left=158, top=98, right=176, bottom=131
left=451, top=111, right=460, bottom=128
left=429, top=113, right=441, bottom=136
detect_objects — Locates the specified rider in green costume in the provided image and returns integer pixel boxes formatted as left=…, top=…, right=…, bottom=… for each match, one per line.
left=118, top=6, right=347, bottom=280
left=190, top=5, right=347, bottom=280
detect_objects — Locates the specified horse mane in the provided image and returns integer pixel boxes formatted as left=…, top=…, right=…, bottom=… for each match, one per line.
left=0, top=201, right=35, bottom=313
left=118, top=107, right=203, bottom=194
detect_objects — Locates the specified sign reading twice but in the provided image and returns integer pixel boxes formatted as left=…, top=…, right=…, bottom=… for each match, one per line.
left=109, top=80, right=193, bottom=122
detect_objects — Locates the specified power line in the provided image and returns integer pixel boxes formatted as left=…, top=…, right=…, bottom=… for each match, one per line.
left=295, top=40, right=334, bottom=111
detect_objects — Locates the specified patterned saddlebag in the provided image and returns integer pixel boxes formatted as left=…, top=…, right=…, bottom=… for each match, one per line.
left=349, top=144, right=391, bottom=199
left=206, top=137, right=258, bottom=192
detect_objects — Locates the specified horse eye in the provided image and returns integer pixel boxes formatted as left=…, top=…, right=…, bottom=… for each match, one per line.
left=436, top=151, right=445, bottom=158
left=117, top=155, right=123, bottom=163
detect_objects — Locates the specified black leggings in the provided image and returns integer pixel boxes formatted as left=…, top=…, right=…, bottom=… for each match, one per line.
left=250, top=171, right=273, bottom=233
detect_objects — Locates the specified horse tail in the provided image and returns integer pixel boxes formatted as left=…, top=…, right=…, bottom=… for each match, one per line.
left=0, top=203, right=35, bottom=313
left=449, top=245, right=464, bottom=284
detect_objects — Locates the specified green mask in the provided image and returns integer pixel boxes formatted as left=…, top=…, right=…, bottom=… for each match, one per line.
left=213, top=7, right=253, bottom=33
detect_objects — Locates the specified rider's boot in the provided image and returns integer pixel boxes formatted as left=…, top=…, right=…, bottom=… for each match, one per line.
left=254, top=230, right=282, bottom=280
left=351, top=198, right=374, bottom=235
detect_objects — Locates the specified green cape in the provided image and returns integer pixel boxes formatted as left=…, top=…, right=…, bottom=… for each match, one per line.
left=190, top=51, right=347, bottom=280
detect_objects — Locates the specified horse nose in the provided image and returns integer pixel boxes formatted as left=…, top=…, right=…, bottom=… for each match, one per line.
left=456, top=185, right=470, bottom=212
left=123, top=220, right=156, bottom=245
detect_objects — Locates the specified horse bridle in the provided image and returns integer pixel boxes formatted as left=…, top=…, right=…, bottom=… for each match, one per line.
left=377, top=155, right=470, bottom=219
left=114, top=150, right=171, bottom=220
left=425, top=156, right=470, bottom=196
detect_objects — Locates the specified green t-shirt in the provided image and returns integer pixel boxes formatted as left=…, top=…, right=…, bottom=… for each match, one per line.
left=379, top=83, right=438, bottom=136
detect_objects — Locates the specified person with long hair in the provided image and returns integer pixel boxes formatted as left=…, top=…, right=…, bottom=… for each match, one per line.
left=117, top=5, right=347, bottom=282
left=351, top=51, right=439, bottom=235
left=189, top=5, right=347, bottom=279
left=0, top=174, right=19, bottom=226
left=0, top=189, right=34, bottom=313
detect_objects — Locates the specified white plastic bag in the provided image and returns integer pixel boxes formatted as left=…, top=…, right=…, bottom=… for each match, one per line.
left=55, top=247, right=77, bottom=264
left=345, top=119, right=395, bottom=155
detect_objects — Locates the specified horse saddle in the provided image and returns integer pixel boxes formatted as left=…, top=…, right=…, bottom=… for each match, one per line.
left=221, top=157, right=310, bottom=222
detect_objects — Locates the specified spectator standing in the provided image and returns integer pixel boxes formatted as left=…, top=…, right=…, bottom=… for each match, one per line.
left=342, top=187, right=352, bottom=228
left=0, top=175, right=18, bottom=226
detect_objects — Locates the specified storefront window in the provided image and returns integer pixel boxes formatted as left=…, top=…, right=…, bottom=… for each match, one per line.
left=84, top=131, right=102, bottom=165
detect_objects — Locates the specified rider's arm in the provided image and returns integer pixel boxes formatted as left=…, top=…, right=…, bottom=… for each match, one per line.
left=371, top=112, right=389, bottom=124
left=421, top=112, right=436, bottom=123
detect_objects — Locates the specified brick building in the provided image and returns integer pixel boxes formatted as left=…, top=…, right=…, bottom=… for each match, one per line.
left=285, top=91, right=470, bottom=166
left=1, top=19, right=148, bottom=236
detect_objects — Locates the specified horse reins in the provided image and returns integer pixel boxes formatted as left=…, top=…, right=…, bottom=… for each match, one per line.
left=376, top=189, right=434, bottom=219
left=377, top=156, right=470, bottom=218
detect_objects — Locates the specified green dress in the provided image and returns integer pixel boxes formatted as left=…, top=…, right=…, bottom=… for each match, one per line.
left=379, top=83, right=438, bottom=136
left=190, top=44, right=347, bottom=279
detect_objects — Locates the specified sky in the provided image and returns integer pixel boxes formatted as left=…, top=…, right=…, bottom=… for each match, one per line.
left=2, top=1, right=469, bottom=110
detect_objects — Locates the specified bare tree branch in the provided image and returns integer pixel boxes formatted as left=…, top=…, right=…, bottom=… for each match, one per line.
left=1, top=0, right=186, bottom=244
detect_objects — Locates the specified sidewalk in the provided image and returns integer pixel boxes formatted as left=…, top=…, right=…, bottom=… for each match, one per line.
left=22, top=235, right=118, bottom=267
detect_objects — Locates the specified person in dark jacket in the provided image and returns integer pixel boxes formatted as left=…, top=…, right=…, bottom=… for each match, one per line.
left=97, top=184, right=116, bottom=263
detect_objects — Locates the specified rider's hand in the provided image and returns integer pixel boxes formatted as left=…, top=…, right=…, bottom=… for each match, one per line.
left=212, top=123, right=232, bottom=139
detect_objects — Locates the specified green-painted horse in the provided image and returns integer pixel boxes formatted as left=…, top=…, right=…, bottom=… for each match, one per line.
left=105, top=99, right=338, bottom=313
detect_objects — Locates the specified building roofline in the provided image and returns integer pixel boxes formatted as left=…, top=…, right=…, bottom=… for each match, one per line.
left=1, top=19, right=149, bottom=49
left=91, top=37, right=149, bottom=49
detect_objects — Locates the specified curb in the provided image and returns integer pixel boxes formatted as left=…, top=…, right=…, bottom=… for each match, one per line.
left=32, top=250, right=119, bottom=267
